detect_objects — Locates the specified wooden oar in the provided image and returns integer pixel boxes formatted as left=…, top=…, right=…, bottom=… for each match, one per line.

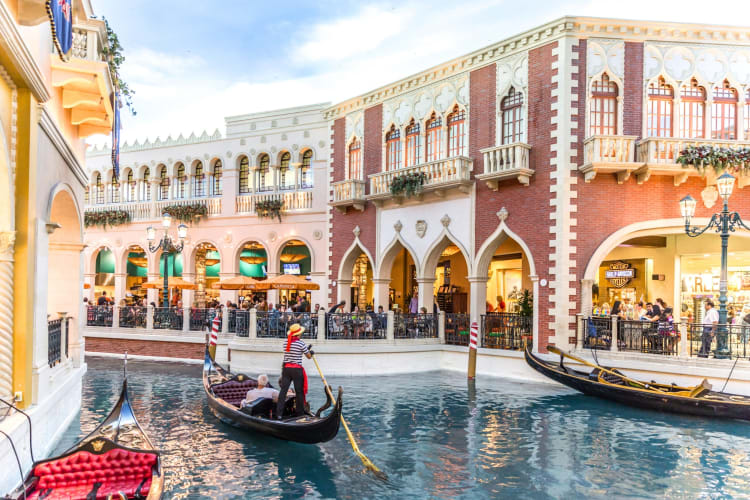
left=546, top=345, right=668, bottom=392
left=309, top=354, right=387, bottom=480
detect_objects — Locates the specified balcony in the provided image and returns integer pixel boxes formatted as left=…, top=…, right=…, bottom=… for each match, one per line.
left=367, top=156, right=472, bottom=205
left=86, top=197, right=222, bottom=223
left=236, top=189, right=313, bottom=215
left=331, top=179, right=366, bottom=213
left=477, top=143, right=533, bottom=188
left=580, top=135, right=639, bottom=183
left=50, top=22, right=114, bottom=138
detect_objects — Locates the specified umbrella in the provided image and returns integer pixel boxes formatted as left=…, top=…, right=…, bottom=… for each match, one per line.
left=141, top=277, right=197, bottom=290
left=211, top=275, right=260, bottom=290
left=258, top=274, right=320, bottom=290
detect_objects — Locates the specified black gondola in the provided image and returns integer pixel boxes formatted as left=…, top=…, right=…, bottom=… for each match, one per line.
left=525, top=346, right=750, bottom=420
left=203, top=349, right=343, bottom=443
left=9, top=379, right=163, bottom=499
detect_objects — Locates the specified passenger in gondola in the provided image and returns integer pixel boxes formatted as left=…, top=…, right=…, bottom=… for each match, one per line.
left=277, top=323, right=312, bottom=419
left=240, top=374, right=290, bottom=406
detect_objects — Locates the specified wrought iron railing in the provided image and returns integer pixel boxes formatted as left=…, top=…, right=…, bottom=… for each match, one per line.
left=48, top=319, right=62, bottom=367
left=686, top=323, right=750, bottom=359
left=579, top=316, right=613, bottom=350
left=190, top=308, right=219, bottom=331
left=232, top=309, right=250, bottom=337
left=393, top=313, right=438, bottom=339
left=256, top=311, right=316, bottom=339
left=118, top=306, right=148, bottom=328
left=153, top=307, right=183, bottom=330
left=64, top=317, right=70, bottom=357
left=445, top=313, right=470, bottom=346
left=87, top=306, right=113, bottom=327
left=618, top=319, right=679, bottom=355
left=326, top=312, right=386, bottom=340
left=481, top=313, right=532, bottom=350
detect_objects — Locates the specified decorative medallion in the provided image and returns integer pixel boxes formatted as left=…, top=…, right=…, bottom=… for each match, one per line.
left=394, top=220, right=403, bottom=233
left=318, top=140, right=325, bottom=148
left=261, top=136, right=267, bottom=143
left=250, top=149, right=256, bottom=156
left=268, top=231, right=277, bottom=242
left=313, top=230, right=323, bottom=240
left=441, top=214, right=451, bottom=227
left=292, top=144, right=299, bottom=151
left=226, top=151, right=232, bottom=158
left=224, top=232, right=232, bottom=244
left=91, top=439, right=105, bottom=452
left=497, top=207, right=509, bottom=222
left=250, top=123, right=256, bottom=130
left=271, top=146, right=277, bottom=154
left=240, top=138, right=246, bottom=146
left=415, top=220, right=427, bottom=238
left=304, top=131, right=310, bottom=138
left=701, top=186, right=719, bottom=209
left=115, top=238, right=123, bottom=248
left=281, top=133, right=287, bottom=140
left=352, top=226, right=361, bottom=238
left=203, top=153, right=209, bottom=160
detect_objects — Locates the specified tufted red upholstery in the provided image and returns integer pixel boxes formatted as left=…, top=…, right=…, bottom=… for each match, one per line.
left=212, top=379, right=257, bottom=407
left=28, top=447, right=157, bottom=499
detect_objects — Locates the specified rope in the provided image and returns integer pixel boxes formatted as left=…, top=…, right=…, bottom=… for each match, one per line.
left=0, top=397, right=35, bottom=462
left=721, top=356, right=740, bottom=393
left=0, top=429, right=27, bottom=499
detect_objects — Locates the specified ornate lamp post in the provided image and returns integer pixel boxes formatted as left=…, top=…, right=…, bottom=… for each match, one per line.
left=680, top=172, right=750, bottom=358
left=146, top=214, right=188, bottom=308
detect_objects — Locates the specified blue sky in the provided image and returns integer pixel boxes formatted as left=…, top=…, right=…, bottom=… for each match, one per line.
left=91, top=0, right=750, bottom=146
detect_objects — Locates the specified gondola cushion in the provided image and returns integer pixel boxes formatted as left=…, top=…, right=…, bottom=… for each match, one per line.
left=30, top=448, right=157, bottom=499
left=212, top=379, right=257, bottom=406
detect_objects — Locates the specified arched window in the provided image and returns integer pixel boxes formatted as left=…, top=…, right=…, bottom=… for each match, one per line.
left=126, top=170, right=135, bottom=201
left=300, top=150, right=313, bottom=188
left=712, top=80, right=738, bottom=140
left=194, top=162, right=205, bottom=197
left=745, top=88, right=750, bottom=141
left=239, top=156, right=250, bottom=193
left=386, top=125, right=401, bottom=171
left=348, top=139, right=362, bottom=180
left=647, top=77, right=674, bottom=137
left=143, top=168, right=151, bottom=201
left=158, top=165, right=169, bottom=200
left=447, top=105, right=466, bottom=157
left=94, top=174, right=104, bottom=204
left=405, top=119, right=420, bottom=167
left=589, top=74, right=618, bottom=136
left=211, top=160, right=223, bottom=196
left=425, top=113, right=442, bottom=162
left=110, top=174, right=120, bottom=203
left=678, top=79, right=705, bottom=139
left=279, top=152, right=292, bottom=190
left=175, top=163, right=186, bottom=199
left=501, top=87, right=524, bottom=144
left=84, top=186, right=89, bottom=205
left=258, top=154, right=271, bottom=192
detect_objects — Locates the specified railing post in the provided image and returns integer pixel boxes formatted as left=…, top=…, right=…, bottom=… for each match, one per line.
left=611, top=316, right=618, bottom=352
left=438, top=311, right=445, bottom=344
left=317, top=310, right=326, bottom=341
left=112, top=306, right=120, bottom=329
left=59, top=314, right=67, bottom=360
left=386, top=311, right=395, bottom=341
left=576, top=314, right=584, bottom=350
left=146, top=305, right=154, bottom=330
left=222, top=308, right=229, bottom=337
left=249, top=308, right=257, bottom=339
left=183, top=307, right=190, bottom=333
left=679, top=322, right=688, bottom=357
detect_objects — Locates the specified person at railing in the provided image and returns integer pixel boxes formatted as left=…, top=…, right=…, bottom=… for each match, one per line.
left=592, top=302, right=611, bottom=316
left=97, top=290, right=111, bottom=306
left=611, top=300, right=623, bottom=319
left=330, top=300, right=346, bottom=314
left=350, top=306, right=364, bottom=338
left=269, top=303, right=281, bottom=333
left=699, top=300, right=719, bottom=358
left=409, top=291, right=419, bottom=314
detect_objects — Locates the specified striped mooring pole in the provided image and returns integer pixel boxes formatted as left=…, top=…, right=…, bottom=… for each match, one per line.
left=468, top=321, right=478, bottom=379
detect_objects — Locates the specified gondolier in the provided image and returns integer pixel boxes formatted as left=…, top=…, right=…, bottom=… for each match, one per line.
left=277, top=323, right=312, bottom=419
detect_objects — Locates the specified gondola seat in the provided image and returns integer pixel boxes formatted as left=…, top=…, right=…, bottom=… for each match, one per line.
left=29, top=447, right=157, bottom=499
left=240, top=397, right=275, bottom=417
left=211, top=378, right=257, bottom=407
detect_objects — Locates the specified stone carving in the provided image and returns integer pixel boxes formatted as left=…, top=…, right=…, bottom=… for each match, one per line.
left=380, top=73, right=469, bottom=130
left=586, top=39, right=624, bottom=79
left=394, top=220, right=403, bottom=233
left=497, top=207, right=509, bottom=222
left=304, top=131, right=310, bottom=138
left=414, top=93, right=432, bottom=120
left=271, top=120, right=277, bottom=127
left=415, top=220, right=427, bottom=238
left=313, top=229, right=323, bottom=240
left=261, top=136, right=267, bottom=143
left=441, top=214, right=451, bottom=227
left=496, top=53, right=528, bottom=97
left=250, top=149, right=256, bottom=156
left=318, top=140, right=325, bottom=148
left=240, top=138, right=246, bottom=146
left=394, top=101, right=412, bottom=126
left=226, top=151, right=232, bottom=158
left=697, top=49, right=726, bottom=83
left=352, top=226, right=361, bottom=238
left=664, top=47, right=694, bottom=81
left=345, top=111, right=364, bottom=141
left=457, top=81, right=470, bottom=105
left=434, top=85, right=456, bottom=112
left=271, top=146, right=277, bottom=154
left=281, top=133, right=287, bottom=141
left=268, top=231, right=277, bottom=242
left=203, top=153, right=209, bottom=160
left=0, top=231, right=16, bottom=256
left=644, top=43, right=750, bottom=85
left=293, top=117, right=299, bottom=125
left=224, top=232, right=232, bottom=244
left=701, top=185, right=719, bottom=209
left=292, top=144, right=299, bottom=151
left=730, top=52, right=750, bottom=82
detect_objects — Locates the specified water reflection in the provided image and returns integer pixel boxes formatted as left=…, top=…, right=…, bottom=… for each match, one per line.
left=52, top=358, right=750, bottom=499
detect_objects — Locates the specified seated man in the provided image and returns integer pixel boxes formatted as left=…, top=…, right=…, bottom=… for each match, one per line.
left=240, top=374, right=293, bottom=407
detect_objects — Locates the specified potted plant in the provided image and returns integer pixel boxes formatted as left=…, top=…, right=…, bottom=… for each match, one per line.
left=390, top=172, right=427, bottom=197
left=162, top=203, right=207, bottom=223
left=256, top=199, right=283, bottom=222
left=84, top=209, right=131, bottom=229
left=677, top=145, right=750, bottom=176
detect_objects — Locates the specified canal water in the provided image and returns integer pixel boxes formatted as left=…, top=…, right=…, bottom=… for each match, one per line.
left=54, top=357, right=750, bottom=499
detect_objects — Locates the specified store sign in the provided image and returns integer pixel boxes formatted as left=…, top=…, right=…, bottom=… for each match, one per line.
left=605, top=261, right=635, bottom=288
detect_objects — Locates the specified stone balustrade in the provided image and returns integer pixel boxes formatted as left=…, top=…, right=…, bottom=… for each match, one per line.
left=477, top=143, right=533, bottom=188
left=236, top=189, right=314, bottom=214
left=636, top=137, right=750, bottom=166
left=368, top=156, right=472, bottom=201
left=579, top=135, right=638, bottom=183
left=330, top=179, right=366, bottom=212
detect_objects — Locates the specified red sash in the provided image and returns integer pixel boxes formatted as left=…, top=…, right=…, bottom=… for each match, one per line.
left=283, top=363, right=308, bottom=394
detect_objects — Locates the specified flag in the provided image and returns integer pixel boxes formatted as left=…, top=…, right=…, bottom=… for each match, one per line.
left=46, top=0, right=73, bottom=60
left=111, top=93, right=121, bottom=178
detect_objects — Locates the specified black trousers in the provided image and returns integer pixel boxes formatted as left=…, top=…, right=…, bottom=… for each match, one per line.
left=699, top=328, right=714, bottom=357
left=277, top=365, right=305, bottom=417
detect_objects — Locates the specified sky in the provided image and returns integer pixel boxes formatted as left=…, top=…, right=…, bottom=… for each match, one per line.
left=91, top=0, right=750, bottom=147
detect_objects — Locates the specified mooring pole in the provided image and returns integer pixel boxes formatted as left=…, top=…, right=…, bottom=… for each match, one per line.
left=468, top=321, right=478, bottom=379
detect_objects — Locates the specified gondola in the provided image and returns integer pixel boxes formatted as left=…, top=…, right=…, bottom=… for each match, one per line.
left=9, top=379, right=163, bottom=499
left=525, top=345, right=750, bottom=420
left=203, top=348, right=343, bottom=444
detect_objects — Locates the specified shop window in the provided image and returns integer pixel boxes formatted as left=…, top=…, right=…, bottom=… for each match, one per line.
left=679, top=79, right=705, bottom=138
left=589, top=73, right=618, bottom=136
left=279, top=152, right=293, bottom=190
left=176, top=163, right=186, bottom=199
left=239, top=156, right=250, bottom=193
left=386, top=125, right=401, bottom=171
left=158, top=165, right=169, bottom=200
left=211, top=160, right=223, bottom=196
left=647, top=77, right=674, bottom=137
left=258, top=154, right=271, bottom=192
left=300, top=150, right=313, bottom=188
left=194, top=162, right=205, bottom=197
left=712, top=80, right=738, bottom=140
left=501, top=87, right=524, bottom=144
left=405, top=119, right=420, bottom=167
left=143, top=168, right=151, bottom=201
left=425, top=113, right=442, bottom=162
left=348, top=139, right=362, bottom=180
left=447, top=105, right=466, bottom=157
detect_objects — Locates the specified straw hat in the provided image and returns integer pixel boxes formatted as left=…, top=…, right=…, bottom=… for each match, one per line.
left=288, top=323, right=305, bottom=337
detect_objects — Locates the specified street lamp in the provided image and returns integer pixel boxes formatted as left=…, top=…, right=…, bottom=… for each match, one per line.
left=680, top=173, right=750, bottom=358
left=147, top=213, right=188, bottom=308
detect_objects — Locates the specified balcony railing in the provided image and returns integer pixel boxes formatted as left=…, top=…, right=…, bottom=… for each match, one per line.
left=481, top=313, right=532, bottom=350
left=580, top=135, right=638, bottom=183
left=445, top=313, right=470, bottom=346
left=87, top=306, right=113, bottom=327
left=393, top=313, right=438, bottom=339
left=326, top=312, right=386, bottom=339
left=330, top=179, right=366, bottom=212
left=71, top=26, right=106, bottom=61
left=48, top=319, right=63, bottom=367
left=368, top=156, right=472, bottom=203
left=86, top=197, right=222, bottom=224
left=236, top=189, right=313, bottom=214
left=477, top=143, right=533, bottom=188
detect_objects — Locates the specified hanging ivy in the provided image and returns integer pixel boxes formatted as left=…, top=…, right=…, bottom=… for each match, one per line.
left=390, top=172, right=427, bottom=197
left=518, top=289, right=533, bottom=318
left=677, top=145, right=750, bottom=176
left=162, top=203, right=207, bottom=223
left=256, top=199, right=283, bottom=222
left=101, top=17, right=135, bottom=115
left=84, top=210, right=130, bottom=228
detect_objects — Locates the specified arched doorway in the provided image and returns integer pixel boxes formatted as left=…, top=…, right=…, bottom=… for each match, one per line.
left=351, top=253, right=373, bottom=310
left=278, top=239, right=311, bottom=306
left=194, top=242, right=220, bottom=306
left=238, top=241, right=268, bottom=305
left=422, top=235, right=472, bottom=314
left=378, top=240, right=418, bottom=312
left=124, top=245, right=148, bottom=304
left=93, top=247, right=115, bottom=303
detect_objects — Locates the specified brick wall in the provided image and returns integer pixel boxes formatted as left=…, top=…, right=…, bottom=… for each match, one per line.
left=469, top=64, right=496, bottom=176
left=623, top=42, right=644, bottom=138
left=85, top=337, right=205, bottom=359
left=332, top=117, right=345, bottom=183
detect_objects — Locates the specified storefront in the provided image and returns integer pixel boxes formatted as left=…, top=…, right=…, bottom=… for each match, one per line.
left=680, top=251, right=750, bottom=324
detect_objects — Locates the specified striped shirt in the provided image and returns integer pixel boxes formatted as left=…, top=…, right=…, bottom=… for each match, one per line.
left=283, top=339, right=309, bottom=365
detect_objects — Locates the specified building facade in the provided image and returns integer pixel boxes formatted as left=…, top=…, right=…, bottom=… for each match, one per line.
left=0, top=0, right=114, bottom=494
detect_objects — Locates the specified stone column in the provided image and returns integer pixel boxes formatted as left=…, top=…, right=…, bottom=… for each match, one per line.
left=386, top=310, right=395, bottom=341
left=248, top=308, right=257, bottom=339
left=114, top=272, right=126, bottom=304
left=182, top=287, right=194, bottom=333
left=337, top=279, right=353, bottom=305
left=317, top=309, right=326, bottom=341
left=467, top=276, right=489, bottom=325
left=146, top=305, right=154, bottom=330
left=372, top=278, right=391, bottom=311
left=84, top=273, right=96, bottom=301
left=580, top=279, right=594, bottom=317
left=0, top=231, right=15, bottom=401
left=221, top=161, right=238, bottom=216
left=611, top=315, right=619, bottom=353
left=530, top=275, right=541, bottom=353
left=417, top=277, right=435, bottom=312
left=146, top=273, right=158, bottom=306
left=679, top=323, right=689, bottom=358
left=438, top=310, right=445, bottom=344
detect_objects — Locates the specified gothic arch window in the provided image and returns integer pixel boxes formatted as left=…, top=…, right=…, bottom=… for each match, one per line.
left=447, top=105, right=466, bottom=157
left=239, top=156, right=250, bottom=193
left=143, top=167, right=151, bottom=201
left=678, top=78, right=706, bottom=139
left=194, top=162, right=205, bottom=197
left=589, top=73, right=618, bottom=136
left=126, top=170, right=135, bottom=201
left=84, top=186, right=89, bottom=205
left=501, top=87, right=524, bottom=144
left=279, top=152, right=293, bottom=190
left=405, top=119, right=421, bottom=167
left=647, top=77, right=674, bottom=137
left=425, top=112, right=442, bottom=162
left=258, top=154, right=271, bottom=192
left=348, top=139, right=362, bottom=180
left=301, top=149, right=313, bottom=187
left=712, top=80, right=738, bottom=140
left=211, top=160, right=223, bottom=196
left=95, top=173, right=104, bottom=204
left=176, top=163, right=186, bottom=199
left=110, top=173, right=120, bottom=203
left=386, top=125, right=401, bottom=171
left=158, top=165, right=169, bottom=200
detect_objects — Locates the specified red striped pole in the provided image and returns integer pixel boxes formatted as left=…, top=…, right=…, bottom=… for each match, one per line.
left=468, top=321, right=478, bottom=379
left=208, top=314, right=220, bottom=359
